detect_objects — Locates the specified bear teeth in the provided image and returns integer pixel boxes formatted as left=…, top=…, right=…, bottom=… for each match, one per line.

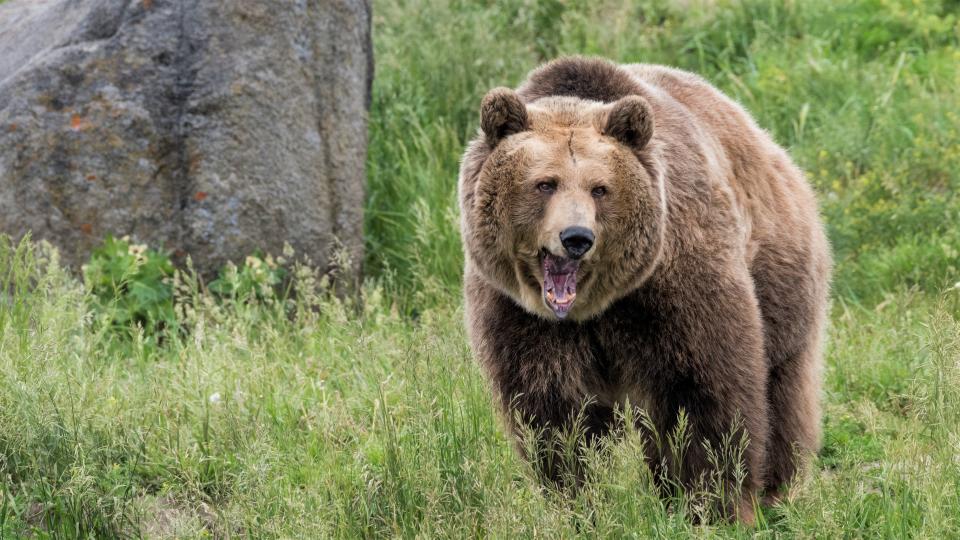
left=542, top=253, right=579, bottom=318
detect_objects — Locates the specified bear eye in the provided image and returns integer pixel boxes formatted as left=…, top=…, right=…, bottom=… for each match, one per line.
left=536, top=180, right=557, bottom=193
left=591, top=186, right=608, bottom=198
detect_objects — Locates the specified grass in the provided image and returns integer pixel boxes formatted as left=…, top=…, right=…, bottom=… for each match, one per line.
left=2, top=0, right=960, bottom=537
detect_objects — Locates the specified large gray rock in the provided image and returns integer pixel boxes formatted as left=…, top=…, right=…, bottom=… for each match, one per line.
left=0, top=0, right=372, bottom=277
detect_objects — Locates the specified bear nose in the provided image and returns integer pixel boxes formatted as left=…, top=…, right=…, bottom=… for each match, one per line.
left=559, top=226, right=595, bottom=259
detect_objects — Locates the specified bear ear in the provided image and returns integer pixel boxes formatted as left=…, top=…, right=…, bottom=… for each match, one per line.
left=480, top=87, right=529, bottom=146
left=602, top=95, right=654, bottom=150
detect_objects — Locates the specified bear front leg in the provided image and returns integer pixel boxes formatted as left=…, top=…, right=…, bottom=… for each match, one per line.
left=465, top=282, right=613, bottom=490
left=631, top=269, right=770, bottom=523
left=504, top=388, right=615, bottom=490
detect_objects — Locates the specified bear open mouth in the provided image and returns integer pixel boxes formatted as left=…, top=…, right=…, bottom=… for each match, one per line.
left=542, top=253, right=579, bottom=319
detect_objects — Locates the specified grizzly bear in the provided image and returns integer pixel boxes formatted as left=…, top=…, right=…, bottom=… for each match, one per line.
left=458, top=57, right=831, bottom=522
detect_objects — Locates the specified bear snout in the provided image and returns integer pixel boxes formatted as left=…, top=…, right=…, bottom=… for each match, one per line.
left=559, top=226, right=595, bottom=259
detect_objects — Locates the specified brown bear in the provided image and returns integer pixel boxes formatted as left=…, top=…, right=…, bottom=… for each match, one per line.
left=458, top=57, right=831, bottom=523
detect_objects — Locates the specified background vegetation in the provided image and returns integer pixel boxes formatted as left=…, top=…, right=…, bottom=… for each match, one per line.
left=2, top=0, right=959, bottom=537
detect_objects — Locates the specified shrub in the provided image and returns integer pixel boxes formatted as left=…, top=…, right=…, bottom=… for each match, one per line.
left=82, top=235, right=176, bottom=343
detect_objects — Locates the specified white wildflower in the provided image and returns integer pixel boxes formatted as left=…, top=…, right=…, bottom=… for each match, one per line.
left=128, top=243, right=148, bottom=257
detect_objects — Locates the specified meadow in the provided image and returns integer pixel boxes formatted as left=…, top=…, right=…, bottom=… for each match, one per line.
left=2, top=0, right=960, bottom=537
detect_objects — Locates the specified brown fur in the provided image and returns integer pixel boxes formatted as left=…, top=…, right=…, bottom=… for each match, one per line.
left=459, top=57, right=831, bottom=522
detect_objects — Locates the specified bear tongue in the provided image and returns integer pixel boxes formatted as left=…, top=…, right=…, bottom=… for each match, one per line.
left=542, top=255, right=579, bottom=319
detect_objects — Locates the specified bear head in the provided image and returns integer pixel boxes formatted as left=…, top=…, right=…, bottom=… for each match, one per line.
left=461, top=87, right=667, bottom=321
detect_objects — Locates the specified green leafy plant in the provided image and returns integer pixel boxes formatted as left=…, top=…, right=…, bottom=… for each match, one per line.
left=207, top=253, right=286, bottom=302
left=82, top=235, right=176, bottom=341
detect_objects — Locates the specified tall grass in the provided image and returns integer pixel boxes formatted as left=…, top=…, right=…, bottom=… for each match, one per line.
left=1, top=236, right=959, bottom=537
left=2, top=0, right=960, bottom=537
